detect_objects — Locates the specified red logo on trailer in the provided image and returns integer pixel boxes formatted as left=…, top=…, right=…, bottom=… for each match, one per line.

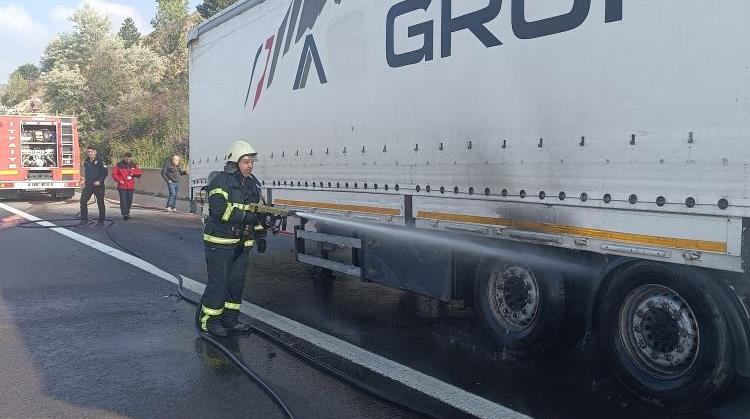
left=244, top=0, right=338, bottom=110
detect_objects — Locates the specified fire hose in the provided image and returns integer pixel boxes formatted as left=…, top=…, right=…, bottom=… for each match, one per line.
left=16, top=198, right=444, bottom=418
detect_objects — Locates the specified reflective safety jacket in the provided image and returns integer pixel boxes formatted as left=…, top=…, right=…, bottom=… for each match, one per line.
left=203, top=168, right=263, bottom=248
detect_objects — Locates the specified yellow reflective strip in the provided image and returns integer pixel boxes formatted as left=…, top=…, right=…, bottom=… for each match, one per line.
left=60, top=169, right=79, bottom=175
left=244, top=240, right=255, bottom=247
left=200, top=314, right=209, bottom=331
left=201, top=305, right=223, bottom=316
left=221, top=204, right=234, bottom=222
left=218, top=203, right=255, bottom=222
left=0, top=170, right=19, bottom=175
left=224, top=302, right=241, bottom=310
left=209, top=188, right=229, bottom=200
left=416, top=211, right=728, bottom=254
left=203, top=234, right=240, bottom=245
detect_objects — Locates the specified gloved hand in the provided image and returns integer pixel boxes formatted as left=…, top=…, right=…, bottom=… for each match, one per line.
left=242, top=211, right=259, bottom=226
left=258, top=213, right=275, bottom=229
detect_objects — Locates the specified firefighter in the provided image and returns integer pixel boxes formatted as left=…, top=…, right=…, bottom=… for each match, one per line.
left=80, top=145, right=108, bottom=225
left=198, top=140, right=266, bottom=337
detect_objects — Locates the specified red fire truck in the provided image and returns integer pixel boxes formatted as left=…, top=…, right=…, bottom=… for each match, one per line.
left=0, top=114, right=80, bottom=199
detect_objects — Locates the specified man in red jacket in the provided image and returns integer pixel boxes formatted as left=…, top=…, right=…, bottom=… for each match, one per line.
left=111, top=152, right=142, bottom=220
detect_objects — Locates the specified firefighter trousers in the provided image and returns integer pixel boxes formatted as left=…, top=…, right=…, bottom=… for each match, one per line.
left=80, top=185, right=105, bottom=221
left=200, top=244, right=250, bottom=326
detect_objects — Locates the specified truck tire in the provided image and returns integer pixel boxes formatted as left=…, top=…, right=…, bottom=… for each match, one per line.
left=475, top=260, right=571, bottom=359
left=595, top=262, right=736, bottom=411
left=51, top=189, right=74, bottom=200
left=0, top=190, right=18, bottom=200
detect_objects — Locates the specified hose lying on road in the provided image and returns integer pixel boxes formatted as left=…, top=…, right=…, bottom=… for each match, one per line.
left=17, top=218, right=93, bottom=228
left=16, top=200, right=445, bottom=419
left=104, top=224, right=298, bottom=418
left=14, top=202, right=296, bottom=419
left=104, top=219, right=444, bottom=418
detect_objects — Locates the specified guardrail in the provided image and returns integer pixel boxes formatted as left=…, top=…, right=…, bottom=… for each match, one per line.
left=104, top=168, right=189, bottom=199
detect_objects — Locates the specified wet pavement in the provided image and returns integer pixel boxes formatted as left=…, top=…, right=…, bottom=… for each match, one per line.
left=1, top=191, right=749, bottom=418
left=0, top=195, right=419, bottom=419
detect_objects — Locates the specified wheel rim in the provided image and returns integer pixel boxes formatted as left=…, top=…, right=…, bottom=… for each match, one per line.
left=487, top=265, right=540, bottom=331
left=618, top=284, right=700, bottom=379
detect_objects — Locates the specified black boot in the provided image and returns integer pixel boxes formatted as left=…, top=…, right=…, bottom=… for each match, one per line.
left=223, top=320, right=251, bottom=334
left=202, top=317, right=230, bottom=337
left=221, top=310, right=251, bottom=334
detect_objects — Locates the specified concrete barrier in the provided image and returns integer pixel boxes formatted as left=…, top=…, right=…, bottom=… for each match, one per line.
left=106, top=168, right=190, bottom=200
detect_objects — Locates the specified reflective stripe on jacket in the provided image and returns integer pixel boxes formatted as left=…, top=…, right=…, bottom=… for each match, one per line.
left=203, top=168, right=262, bottom=248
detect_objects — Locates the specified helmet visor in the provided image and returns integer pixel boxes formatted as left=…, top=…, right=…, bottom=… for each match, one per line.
left=237, top=153, right=258, bottom=163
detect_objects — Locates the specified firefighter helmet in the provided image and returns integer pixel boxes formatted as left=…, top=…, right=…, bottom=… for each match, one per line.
left=226, top=140, right=257, bottom=162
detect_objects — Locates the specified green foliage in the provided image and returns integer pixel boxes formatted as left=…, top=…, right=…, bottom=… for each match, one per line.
left=41, top=66, right=85, bottom=114
left=1, top=73, right=29, bottom=106
left=40, top=35, right=74, bottom=72
left=150, top=0, right=189, bottom=56
left=32, top=3, right=194, bottom=167
left=1, top=63, right=42, bottom=107
left=109, top=137, right=183, bottom=169
left=15, top=64, right=41, bottom=80
left=196, top=0, right=239, bottom=19
left=118, top=17, right=142, bottom=48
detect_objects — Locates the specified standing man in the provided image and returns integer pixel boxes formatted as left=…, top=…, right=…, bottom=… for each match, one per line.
left=161, top=155, right=182, bottom=212
left=199, top=140, right=264, bottom=337
left=111, top=152, right=142, bottom=220
left=80, top=145, right=108, bottom=225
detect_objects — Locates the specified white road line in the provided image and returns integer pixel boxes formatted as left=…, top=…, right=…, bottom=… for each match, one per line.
left=0, top=202, right=530, bottom=419
left=0, top=203, right=178, bottom=286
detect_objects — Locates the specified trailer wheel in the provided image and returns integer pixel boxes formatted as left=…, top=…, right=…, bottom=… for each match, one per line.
left=596, top=262, right=736, bottom=410
left=475, top=260, right=569, bottom=359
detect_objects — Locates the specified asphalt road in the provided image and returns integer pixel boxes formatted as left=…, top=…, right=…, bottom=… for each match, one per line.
left=0, top=196, right=421, bottom=419
left=1, top=192, right=748, bottom=419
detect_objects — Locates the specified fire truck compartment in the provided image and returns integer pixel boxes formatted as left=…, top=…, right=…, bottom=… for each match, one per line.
left=20, top=122, right=58, bottom=169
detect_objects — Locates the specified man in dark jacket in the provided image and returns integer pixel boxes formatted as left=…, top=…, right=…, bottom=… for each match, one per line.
left=80, top=145, right=108, bottom=225
left=111, top=152, right=142, bottom=220
left=199, top=140, right=265, bottom=337
left=161, top=155, right=182, bottom=212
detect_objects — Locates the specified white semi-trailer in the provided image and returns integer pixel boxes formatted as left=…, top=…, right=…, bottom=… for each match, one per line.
left=188, top=0, right=750, bottom=410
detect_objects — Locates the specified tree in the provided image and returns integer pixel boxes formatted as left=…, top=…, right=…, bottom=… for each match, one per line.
left=1, top=73, right=29, bottom=106
left=150, top=0, right=189, bottom=56
left=40, top=34, right=74, bottom=72
left=1, top=63, right=41, bottom=106
left=141, top=0, right=200, bottom=156
left=41, top=66, right=86, bottom=115
left=43, top=4, right=164, bottom=136
left=15, top=63, right=41, bottom=81
left=196, top=0, right=238, bottom=19
left=17, top=1, right=196, bottom=165
left=118, top=17, right=142, bottom=48
left=41, top=4, right=110, bottom=73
